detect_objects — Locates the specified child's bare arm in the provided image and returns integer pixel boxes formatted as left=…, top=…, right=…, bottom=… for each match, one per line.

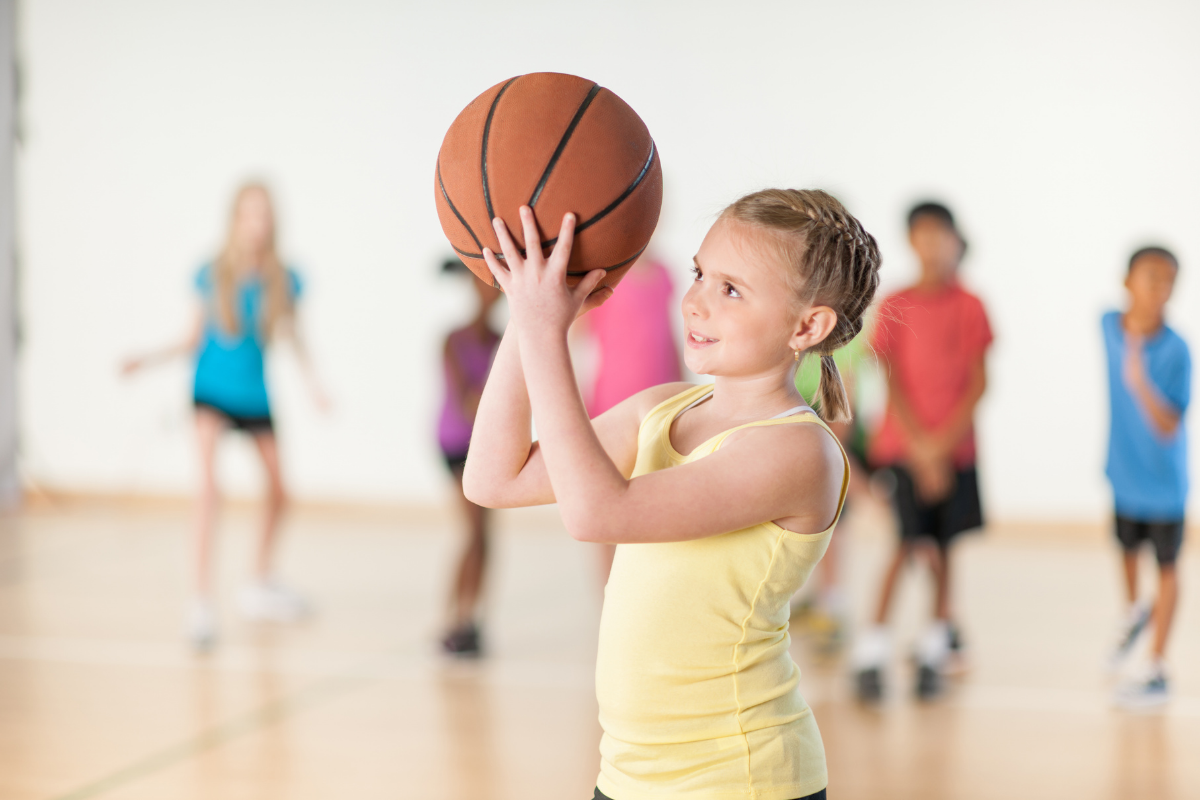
left=1124, top=339, right=1181, bottom=437
left=928, top=355, right=987, bottom=457
left=276, top=311, right=331, bottom=411
left=120, top=305, right=204, bottom=375
left=566, top=423, right=844, bottom=543
left=881, top=356, right=934, bottom=451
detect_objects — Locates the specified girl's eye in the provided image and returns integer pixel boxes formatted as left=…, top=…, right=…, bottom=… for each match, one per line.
left=724, top=283, right=741, bottom=298
left=689, top=266, right=703, bottom=281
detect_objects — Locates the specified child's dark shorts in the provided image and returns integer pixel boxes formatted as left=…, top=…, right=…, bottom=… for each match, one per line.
left=1115, top=515, right=1185, bottom=566
left=193, top=398, right=274, bottom=435
left=883, top=465, right=983, bottom=548
left=442, top=450, right=469, bottom=478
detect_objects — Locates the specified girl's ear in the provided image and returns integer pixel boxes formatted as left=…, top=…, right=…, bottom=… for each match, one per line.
left=789, top=304, right=838, bottom=353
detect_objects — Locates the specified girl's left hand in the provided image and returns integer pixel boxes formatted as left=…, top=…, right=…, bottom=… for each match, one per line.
left=482, top=205, right=611, bottom=336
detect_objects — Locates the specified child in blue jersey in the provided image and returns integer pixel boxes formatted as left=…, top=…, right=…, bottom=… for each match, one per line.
left=123, top=183, right=327, bottom=650
left=1103, top=246, right=1190, bottom=707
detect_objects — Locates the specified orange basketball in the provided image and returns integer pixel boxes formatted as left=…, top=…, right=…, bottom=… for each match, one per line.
left=435, top=73, right=662, bottom=290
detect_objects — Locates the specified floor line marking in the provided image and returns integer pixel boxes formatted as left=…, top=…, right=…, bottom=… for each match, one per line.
left=48, top=670, right=374, bottom=800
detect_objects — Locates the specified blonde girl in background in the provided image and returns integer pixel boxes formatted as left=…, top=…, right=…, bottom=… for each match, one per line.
left=123, top=182, right=327, bottom=650
left=464, top=189, right=879, bottom=800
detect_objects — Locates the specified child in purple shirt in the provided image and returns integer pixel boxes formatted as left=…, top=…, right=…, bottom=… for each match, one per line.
left=438, top=259, right=502, bottom=655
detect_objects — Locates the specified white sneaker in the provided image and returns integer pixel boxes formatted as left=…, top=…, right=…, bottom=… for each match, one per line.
left=851, top=626, right=890, bottom=703
left=1114, top=665, right=1169, bottom=710
left=187, top=599, right=217, bottom=651
left=916, top=620, right=951, bottom=669
left=851, top=625, right=890, bottom=670
left=238, top=580, right=312, bottom=622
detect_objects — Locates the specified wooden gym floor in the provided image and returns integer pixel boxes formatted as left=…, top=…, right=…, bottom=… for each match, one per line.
left=1, top=498, right=1198, bottom=800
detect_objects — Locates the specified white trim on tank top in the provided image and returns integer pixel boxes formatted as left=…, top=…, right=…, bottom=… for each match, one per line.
left=678, top=388, right=809, bottom=420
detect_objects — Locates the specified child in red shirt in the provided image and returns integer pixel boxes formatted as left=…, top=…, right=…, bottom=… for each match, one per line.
left=853, top=202, right=992, bottom=701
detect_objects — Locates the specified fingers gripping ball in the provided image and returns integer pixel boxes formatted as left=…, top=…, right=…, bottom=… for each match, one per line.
left=435, top=72, right=663, bottom=291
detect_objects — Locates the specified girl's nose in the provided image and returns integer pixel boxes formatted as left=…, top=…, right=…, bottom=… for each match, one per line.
left=682, top=284, right=706, bottom=319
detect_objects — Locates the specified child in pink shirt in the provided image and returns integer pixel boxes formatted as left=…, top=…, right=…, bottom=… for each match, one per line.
left=585, top=255, right=682, bottom=416
left=853, top=202, right=992, bottom=701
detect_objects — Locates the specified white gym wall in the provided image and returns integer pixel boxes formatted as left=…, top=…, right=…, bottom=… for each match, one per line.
left=17, top=0, right=1199, bottom=519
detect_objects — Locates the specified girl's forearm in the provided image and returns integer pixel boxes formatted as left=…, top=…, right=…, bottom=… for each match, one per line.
left=516, top=327, right=626, bottom=538
left=461, top=328, right=536, bottom=505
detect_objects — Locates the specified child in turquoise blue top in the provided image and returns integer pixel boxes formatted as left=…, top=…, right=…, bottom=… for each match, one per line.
left=124, top=183, right=327, bottom=650
left=1103, top=246, right=1190, bottom=707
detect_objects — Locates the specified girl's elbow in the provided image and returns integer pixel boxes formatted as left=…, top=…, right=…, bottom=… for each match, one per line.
left=567, top=513, right=619, bottom=543
left=461, top=469, right=494, bottom=507
left=569, top=524, right=603, bottom=543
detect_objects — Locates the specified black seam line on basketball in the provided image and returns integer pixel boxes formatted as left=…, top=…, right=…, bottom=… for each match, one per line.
left=453, top=243, right=642, bottom=275
left=438, top=162, right=484, bottom=252
left=538, top=139, right=658, bottom=249
left=528, top=83, right=602, bottom=208
left=481, top=77, right=518, bottom=225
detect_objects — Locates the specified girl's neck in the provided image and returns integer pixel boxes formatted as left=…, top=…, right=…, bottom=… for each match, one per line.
left=706, top=370, right=804, bottom=420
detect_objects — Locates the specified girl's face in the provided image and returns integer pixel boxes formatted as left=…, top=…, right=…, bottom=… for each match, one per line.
left=233, top=189, right=274, bottom=256
left=682, top=218, right=805, bottom=378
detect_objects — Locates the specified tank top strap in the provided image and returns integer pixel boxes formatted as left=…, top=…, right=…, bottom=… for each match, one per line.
left=640, top=384, right=714, bottom=435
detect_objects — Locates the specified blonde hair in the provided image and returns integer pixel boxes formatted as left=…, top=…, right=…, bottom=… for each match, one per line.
left=212, top=182, right=293, bottom=340
left=722, top=189, right=881, bottom=423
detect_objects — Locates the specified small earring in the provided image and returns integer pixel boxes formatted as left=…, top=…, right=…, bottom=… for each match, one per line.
left=793, top=349, right=801, bottom=362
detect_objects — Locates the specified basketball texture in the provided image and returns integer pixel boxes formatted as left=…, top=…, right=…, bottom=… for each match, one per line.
left=435, top=73, right=662, bottom=290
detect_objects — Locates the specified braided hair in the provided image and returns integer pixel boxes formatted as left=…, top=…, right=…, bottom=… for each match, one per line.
left=722, top=189, right=881, bottom=423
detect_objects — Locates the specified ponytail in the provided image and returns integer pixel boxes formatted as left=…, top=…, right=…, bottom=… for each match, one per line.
left=816, top=353, right=851, bottom=424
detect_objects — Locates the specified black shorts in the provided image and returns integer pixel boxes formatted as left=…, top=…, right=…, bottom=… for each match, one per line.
left=595, top=789, right=825, bottom=800
left=193, top=399, right=274, bottom=435
left=1115, top=515, right=1185, bottom=566
left=442, top=450, right=469, bottom=477
left=885, top=465, right=983, bottom=547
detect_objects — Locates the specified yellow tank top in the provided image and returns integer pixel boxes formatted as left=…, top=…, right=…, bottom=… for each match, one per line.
left=595, top=384, right=849, bottom=800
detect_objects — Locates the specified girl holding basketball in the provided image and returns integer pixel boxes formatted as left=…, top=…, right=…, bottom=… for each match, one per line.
left=123, top=183, right=327, bottom=651
left=464, top=189, right=879, bottom=800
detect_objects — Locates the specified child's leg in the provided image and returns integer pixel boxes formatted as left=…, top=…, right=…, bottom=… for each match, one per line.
left=1150, top=564, right=1177, bottom=660
left=250, top=431, right=288, bottom=580
left=1121, top=550, right=1140, bottom=605
left=193, top=410, right=225, bottom=597
left=1148, top=522, right=1184, bottom=662
left=450, top=472, right=489, bottom=627
left=933, top=543, right=951, bottom=621
left=873, top=542, right=910, bottom=625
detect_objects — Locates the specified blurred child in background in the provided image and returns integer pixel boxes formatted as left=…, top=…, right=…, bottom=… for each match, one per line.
left=438, top=259, right=502, bottom=655
left=852, top=202, right=992, bottom=701
left=579, top=252, right=681, bottom=583
left=123, top=182, right=326, bottom=651
left=1103, top=246, right=1190, bottom=708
